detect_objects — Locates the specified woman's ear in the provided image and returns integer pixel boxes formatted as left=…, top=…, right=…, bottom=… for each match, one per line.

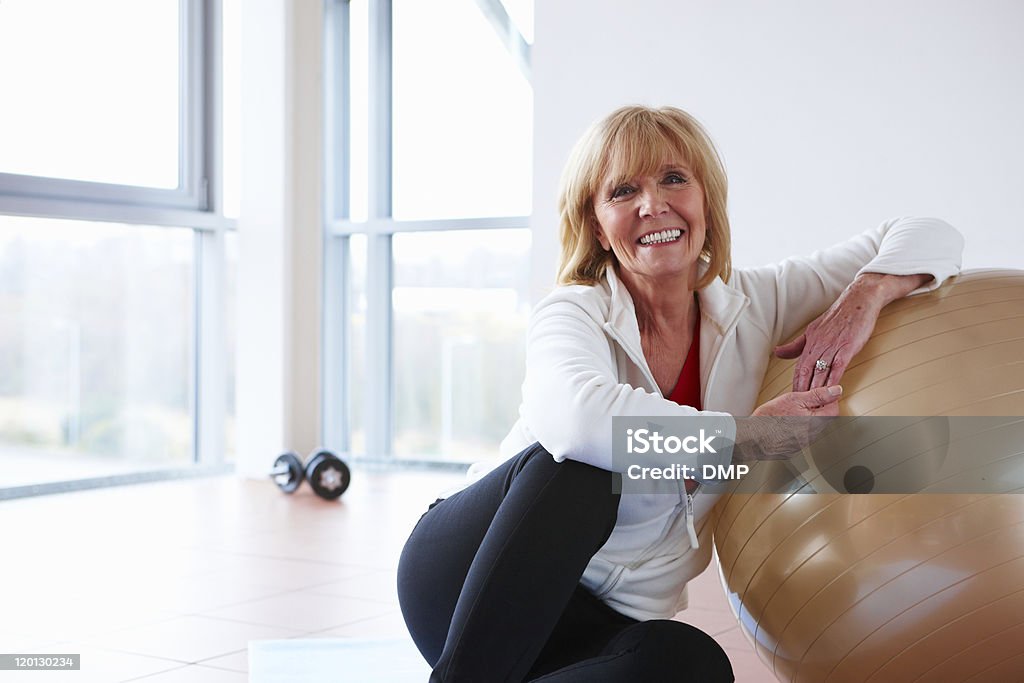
left=592, top=218, right=611, bottom=252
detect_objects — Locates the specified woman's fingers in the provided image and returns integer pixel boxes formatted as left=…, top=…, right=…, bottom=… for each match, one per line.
left=824, top=351, right=850, bottom=387
left=799, top=384, right=843, bottom=409
left=746, top=387, right=842, bottom=457
left=753, top=385, right=842, bottom=416
left=808, top=347, right=840, bottom=390
left=794, top=344, right=834, bottom=391
left=795, top=331, right=861, bottom=391
left=792, top=345, right=817, bottom=391
left=774, top=334, right=806, bottom=359
left=790, top=282, right=885, bottom=391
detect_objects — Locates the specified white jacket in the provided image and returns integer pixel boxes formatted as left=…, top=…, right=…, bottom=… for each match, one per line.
left=497, top=217, right=964, bottom=620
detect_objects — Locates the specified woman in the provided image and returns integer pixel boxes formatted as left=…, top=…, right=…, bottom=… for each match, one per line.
left=398, top=106, right=963, bottom=682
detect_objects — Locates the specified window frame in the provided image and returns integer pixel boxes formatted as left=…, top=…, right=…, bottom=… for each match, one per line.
left=0, top=0, right=225, bottom=223
left=322, top=0, right=532, bottom=460
left=0, top=0, right=233, bottom=496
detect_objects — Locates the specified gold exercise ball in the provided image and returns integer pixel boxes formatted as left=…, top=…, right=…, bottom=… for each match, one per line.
left=713, top=269, right=1024, bottom=683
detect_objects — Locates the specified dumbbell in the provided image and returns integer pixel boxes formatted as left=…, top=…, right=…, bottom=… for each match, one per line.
left=270, top=451, right=304, bottom=494
left=270, top=449, right=351, bottom=500
left=305, top=449, right=351, bottom=500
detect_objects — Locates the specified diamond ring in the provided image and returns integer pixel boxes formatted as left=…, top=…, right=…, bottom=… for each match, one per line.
left=815, top=359, right=831, bottom=372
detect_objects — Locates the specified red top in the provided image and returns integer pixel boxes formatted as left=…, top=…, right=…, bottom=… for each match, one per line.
left=667, top=315, right=702, bottom=493
left=667, top=314, right=702, bottom=411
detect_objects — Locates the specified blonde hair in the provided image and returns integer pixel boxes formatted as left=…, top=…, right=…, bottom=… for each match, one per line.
left=556, top=105, right=732, bottom=289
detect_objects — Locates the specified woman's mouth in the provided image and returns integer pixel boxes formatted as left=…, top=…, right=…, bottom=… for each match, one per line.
left=638, top=229, right=683, bottom=246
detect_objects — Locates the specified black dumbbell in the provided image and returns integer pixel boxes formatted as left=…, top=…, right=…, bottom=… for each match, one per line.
left=270, top=449, right=351, bottom=500
left=270, top=451, right=304, bottom=494
left=305, top=449, right=351, bottom=500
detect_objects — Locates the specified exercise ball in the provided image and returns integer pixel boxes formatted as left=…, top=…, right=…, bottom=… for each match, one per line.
left=714, top=269, right=1024, bottom=682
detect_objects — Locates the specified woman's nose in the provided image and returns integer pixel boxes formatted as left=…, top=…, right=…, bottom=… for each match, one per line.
left=638, top=187, right=669, bottom=217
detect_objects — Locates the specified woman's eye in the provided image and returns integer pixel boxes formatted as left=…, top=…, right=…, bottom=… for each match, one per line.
left=664, top=173, right=687, bottom=184
left=610, top=185, right=634, bottom=199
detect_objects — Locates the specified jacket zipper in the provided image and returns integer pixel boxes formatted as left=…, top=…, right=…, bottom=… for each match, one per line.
left=685, top=490, right=699, bottom=549
left=601, top=298, right=741, bottom=556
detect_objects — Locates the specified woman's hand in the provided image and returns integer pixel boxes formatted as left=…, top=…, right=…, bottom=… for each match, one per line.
left=735, top=385, right=842, bottom=461
left=752, top=385, right=843, bottom=418
left=775, top=272, right=932, bottom=391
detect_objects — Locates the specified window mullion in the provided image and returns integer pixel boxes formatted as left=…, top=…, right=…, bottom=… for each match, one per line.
left=472, top=0, right=531, bottom=81
left=194, top=229, right=226, bottom=465
left=321, top=0, right=350, bottom=453
left=323, top=236, right=350, bottom=453
left=325, top=0, right=350, bottom=222
left=181, top=0, right=205, bottom=208
left=364, top=0, right=394, bottom=458
left=365, top=233, right=393, bottom=457
left=368, top=0, right=392, bottom=221
left=203, top=0, right=224, bottom=214
left=192, top=0, right=225, bottom=466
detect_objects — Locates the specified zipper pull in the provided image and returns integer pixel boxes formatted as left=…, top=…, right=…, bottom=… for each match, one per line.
left=685, top=492, right=699, bottom=549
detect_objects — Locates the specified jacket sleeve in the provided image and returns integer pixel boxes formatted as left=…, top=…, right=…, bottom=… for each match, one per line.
left=518, top=294, right=728, bottom=471
left=735, top=216, right=964, bottom=346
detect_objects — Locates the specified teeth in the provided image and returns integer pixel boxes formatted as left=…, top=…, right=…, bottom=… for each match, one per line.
left=639, top=229, right=682, bottom=245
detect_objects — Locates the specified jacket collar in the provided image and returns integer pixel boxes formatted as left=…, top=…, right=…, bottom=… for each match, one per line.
left=603, top=263, right=748, bottom=338
left=602, top=264, right=749, bottom=400
left=695, top=269, right=749, bottom=336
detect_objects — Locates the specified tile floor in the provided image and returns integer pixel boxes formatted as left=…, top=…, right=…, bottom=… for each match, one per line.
left=0, top=468, right=774, bottom=681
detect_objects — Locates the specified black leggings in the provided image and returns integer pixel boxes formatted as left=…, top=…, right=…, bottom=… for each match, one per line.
left=397, top=443, right=734, bottom=682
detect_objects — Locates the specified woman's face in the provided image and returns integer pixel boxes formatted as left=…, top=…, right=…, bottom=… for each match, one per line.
left=592, top=160, right=707, bottom=286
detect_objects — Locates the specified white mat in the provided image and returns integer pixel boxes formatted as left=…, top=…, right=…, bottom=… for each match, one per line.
left=249, top=637, right=431, bottom=683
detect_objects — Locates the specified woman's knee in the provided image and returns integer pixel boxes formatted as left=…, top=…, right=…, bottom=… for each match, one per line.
left=397, top=501, right=462, bottom=666
left=509, top=443, right=621, bottom=523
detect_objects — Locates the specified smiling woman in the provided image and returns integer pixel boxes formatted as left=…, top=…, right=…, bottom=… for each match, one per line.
left=397, top=105, right=964, bottom=682
left=557, top=107, right=732, bottom=292
left=592, top=158, right=708, bottom=396
left=594, top=163, right=706, bottom=285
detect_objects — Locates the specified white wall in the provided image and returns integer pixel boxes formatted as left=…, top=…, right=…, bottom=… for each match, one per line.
left=531, top=0, right=1024, bottom=298
left=236, top=0, right=323, bottom=477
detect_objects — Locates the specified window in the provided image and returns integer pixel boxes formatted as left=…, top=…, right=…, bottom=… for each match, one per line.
left=392, top=229, right=530, bottom=461
left=0, top=0, right=180, bottom=189
left=0, top=0, right=212, bottom=214
left=325, top=0, right=533, bottom=462
left=0, top=218, right=194, bottom=487
left=391, top=0, right=532, bottom=220
left=0, top=0, right=234, bottom=493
